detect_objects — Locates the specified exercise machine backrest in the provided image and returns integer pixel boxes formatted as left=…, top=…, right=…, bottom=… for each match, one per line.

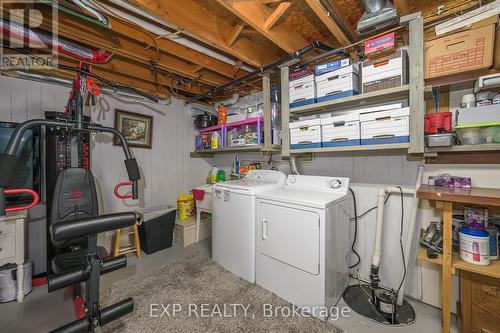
left=50, top=168, right=99, bottom=248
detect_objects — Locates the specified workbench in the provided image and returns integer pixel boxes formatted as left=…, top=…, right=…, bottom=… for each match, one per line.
left=416, top=185, right=500, bottom=333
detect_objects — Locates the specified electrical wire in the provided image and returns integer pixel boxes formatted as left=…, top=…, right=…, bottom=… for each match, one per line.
left=348, top=188, right=361, bottom=269
left=349, top=193, right=391, bottom=222
left=393, top=186, right=407, bottom=302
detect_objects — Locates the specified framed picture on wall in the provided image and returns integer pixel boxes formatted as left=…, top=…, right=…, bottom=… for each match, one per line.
left=114, top=110, right=153, bottom=149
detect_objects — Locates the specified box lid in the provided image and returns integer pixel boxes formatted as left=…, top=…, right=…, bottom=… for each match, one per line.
left=360, top=107, right=410, bottom=122
left=321, top=112, right=360, bottom=124
left=289, top=118, right=321, bottom=129
left=316, top=64, right=359, bottom=83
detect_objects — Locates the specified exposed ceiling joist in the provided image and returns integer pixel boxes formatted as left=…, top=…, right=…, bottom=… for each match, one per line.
left=107, top=19, right=248, bottom=80
left=216, top=0, right=308, bottom=53
left=41, top=13, right=230, bottom=87
left=264, top=1, right=292, bottom=30
left=126, top=0, right=280, bottom=67
left=226, top=23, right=245, bottom=47
left=304, top=0, right=353, bottom=45
left=393, top=0, right=410, bottom=16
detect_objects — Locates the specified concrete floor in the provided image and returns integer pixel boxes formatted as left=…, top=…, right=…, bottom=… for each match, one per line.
left=0, top=240, right=457, bottom=333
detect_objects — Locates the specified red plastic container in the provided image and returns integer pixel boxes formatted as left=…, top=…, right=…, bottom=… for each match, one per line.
left=425, top=112, right=452, bottom=134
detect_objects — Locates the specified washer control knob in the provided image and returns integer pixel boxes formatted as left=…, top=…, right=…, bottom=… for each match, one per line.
left=329, top=179, right=343, bottom=189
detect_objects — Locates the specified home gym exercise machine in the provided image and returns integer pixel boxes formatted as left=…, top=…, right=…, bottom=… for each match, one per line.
left=0, top=62, right=156, bottom=332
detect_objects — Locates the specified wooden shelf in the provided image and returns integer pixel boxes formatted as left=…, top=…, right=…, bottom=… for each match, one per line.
left=289, top=142, right=410, bottom=154
left=190, top=145, right=280, bottom=157
left=289, top=85, right=410, bottom=115
left=417, top=247, right=500, bottom=280
left=425, top=144, right=500, bottom=153
left=417, top=185, right=500, bottom=207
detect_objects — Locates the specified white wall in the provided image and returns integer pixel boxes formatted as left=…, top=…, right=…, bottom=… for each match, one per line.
left=0, top=75, right=210, bottom=250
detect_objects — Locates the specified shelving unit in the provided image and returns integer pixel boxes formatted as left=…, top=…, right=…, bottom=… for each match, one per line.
left=418, top=246, right=500, bottom=280
left=191, top=74, right=281, bottom=158
left=190, top=144, right=280, bottom=158
left=280, top=13, right=424, bottom=157
left=289, top=85, right=410, bottom=115
left=417, top=184, right=500, bottom=333
left=425, top=143, right=500, bottom=153
left=290, top=142, right=409, bottom=154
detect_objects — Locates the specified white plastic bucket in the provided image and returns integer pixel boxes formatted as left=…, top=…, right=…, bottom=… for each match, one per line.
left=459, top=227, right=490, bottom=266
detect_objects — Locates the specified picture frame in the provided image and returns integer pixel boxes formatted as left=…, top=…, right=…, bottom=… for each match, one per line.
left=114, top=110, right=153, bottom=149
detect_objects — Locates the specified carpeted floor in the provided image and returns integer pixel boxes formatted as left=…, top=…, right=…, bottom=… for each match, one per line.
left=101, top=253, right=341, bottom=332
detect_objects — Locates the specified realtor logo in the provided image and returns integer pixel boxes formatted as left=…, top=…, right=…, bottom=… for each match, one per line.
left=0, top=0, right=58, bottom=70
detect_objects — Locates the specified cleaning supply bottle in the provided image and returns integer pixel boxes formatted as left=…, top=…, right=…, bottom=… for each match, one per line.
left=234, top=156, right=239, bottom=176
left=211, top=131, right=220, bottom=149
left=211, top=166, right=218, bottom=183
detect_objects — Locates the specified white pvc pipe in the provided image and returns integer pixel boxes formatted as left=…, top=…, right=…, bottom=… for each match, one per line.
left=105, top=0, right=255, bottom=72
left=371, top=186, right=415, bottom=270
left=397, top=164, right=424, bottom=305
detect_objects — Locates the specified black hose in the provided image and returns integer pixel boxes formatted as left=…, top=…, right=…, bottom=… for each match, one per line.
left=348, top=188, right=361, bottom=269
left=394, top=186, right=407, bottom=301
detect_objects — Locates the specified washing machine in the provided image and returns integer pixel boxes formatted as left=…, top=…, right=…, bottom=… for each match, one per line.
left=255, top=175, right=350, bottom=319
left=212, top=170, right=286, bottom=282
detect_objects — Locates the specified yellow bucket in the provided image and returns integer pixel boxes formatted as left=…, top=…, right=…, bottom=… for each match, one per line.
left=177, top=194, right=195, bottom=221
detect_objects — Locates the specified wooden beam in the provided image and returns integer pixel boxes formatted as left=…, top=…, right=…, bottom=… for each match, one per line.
left=47, top=53, right=207, bottom=95
left=107, top=18, right=248, bottom=79
left=264, top=2, right=292, bottom=30
left=47, top=13, right=230, bottom=86
left=126, top=0, right=280, bottom=67
left=216, top=0, right=309, bottom=53
left=304, top=0, right=352, bottom=45
left=226, top=23, right=245, bottom=47
left=393, top=0, right=410, bottom=16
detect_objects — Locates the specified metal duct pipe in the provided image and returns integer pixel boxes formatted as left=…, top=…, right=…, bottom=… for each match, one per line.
left=359, top=0, right=387, bottom=14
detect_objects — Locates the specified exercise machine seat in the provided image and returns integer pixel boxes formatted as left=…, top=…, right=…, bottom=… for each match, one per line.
left=52, top=247, right=107, bottom=274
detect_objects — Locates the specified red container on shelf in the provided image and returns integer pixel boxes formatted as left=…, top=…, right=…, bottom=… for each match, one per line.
left=424, top=112, right=452, bottom=134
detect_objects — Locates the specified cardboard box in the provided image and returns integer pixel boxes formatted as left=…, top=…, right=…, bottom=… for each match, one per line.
left=425, top=24, right=495, bottom=79
left=362, top=49, right=407, bottom=93
left=289, top=118, right=321, bottom=149
left=174, top=215, right=211, bottom=247
left=321, top=113, right=360, bottom=147
left=360, top=107, right=410, bottom=145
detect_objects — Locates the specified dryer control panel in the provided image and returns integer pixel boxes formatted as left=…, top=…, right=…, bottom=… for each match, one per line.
left=286, top=175, right=349, bottom=194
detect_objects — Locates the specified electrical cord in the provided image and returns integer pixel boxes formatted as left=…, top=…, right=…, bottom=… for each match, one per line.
left=349, top=193, right=391, bottom=222
left=393, top=186, right=407, bottom=301
left=348, top=188, right=361, bottom=269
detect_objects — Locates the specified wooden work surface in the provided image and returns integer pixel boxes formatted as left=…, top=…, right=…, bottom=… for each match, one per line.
left=417, top=185, right=500, bottom=206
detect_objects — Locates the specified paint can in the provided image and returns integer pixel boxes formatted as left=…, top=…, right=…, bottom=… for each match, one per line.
left=458, top=226, right=490, bottom=266
left=486, top=227, right=499, bottom=260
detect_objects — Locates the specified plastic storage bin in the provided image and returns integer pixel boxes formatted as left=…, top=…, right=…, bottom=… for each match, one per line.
left=138, top=206, right=177, bottom=254
left=225, top=117, right=263, bottom=147
left=195, top=124, right=224, bottom=151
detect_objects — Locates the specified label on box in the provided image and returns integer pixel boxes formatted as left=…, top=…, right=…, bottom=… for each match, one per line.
left=289, top=66, right=314, bottom=81
left=364, top=32, right=396, bottom=55
left=314, top=58, right=350, bottom=76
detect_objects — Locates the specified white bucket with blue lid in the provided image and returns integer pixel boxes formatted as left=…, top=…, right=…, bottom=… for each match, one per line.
left=458, top=226, right=490, bottom=266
